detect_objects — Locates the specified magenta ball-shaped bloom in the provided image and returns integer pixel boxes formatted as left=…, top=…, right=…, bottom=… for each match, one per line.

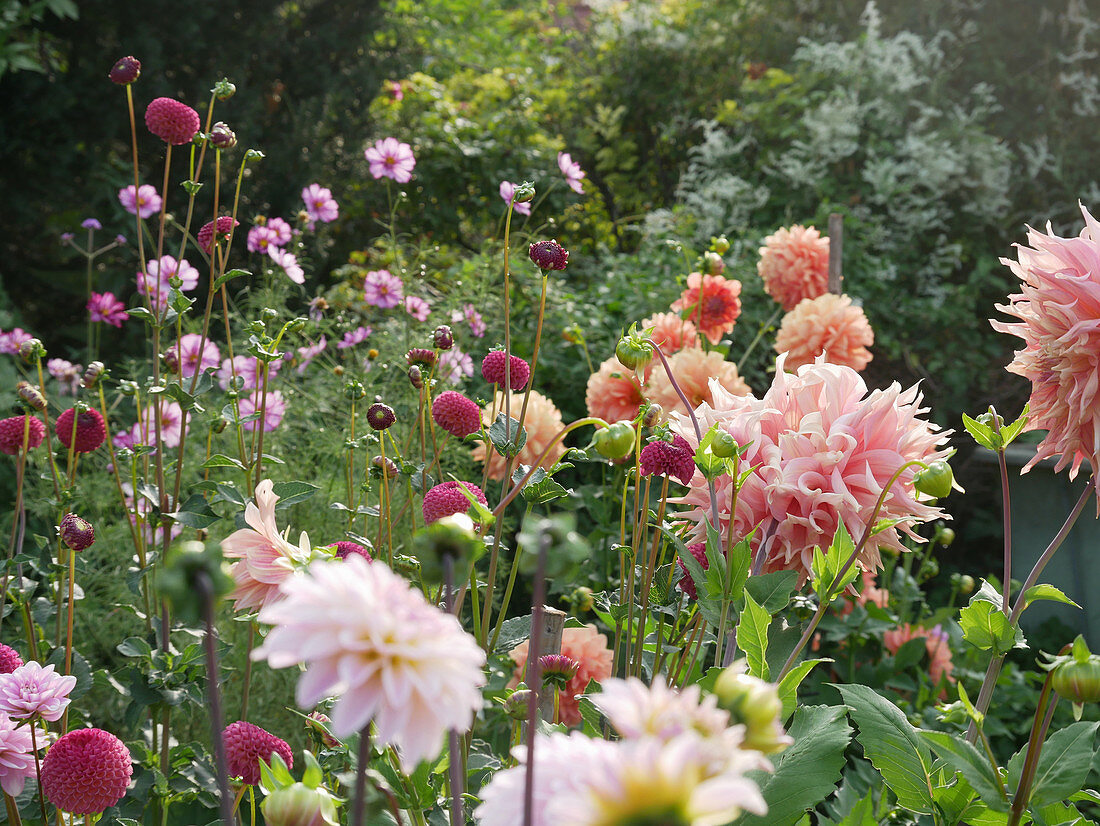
left=55, top=408, right=107, bottom=454
left=333, top=541, right=372, bottom=562
left=144, top=97, right=200, bottom=145
left=422, top=480, right=488, bottom=524
left=432, top=391, right=481, bottom=438
left=639, top=434, right=696, bottom=485
left=0, top=415, right=45, bottom=455
left=41, top=728, right=133, bottom=814
left=528, top=239, right=569, bottom=271
left=481, top=350, right=530, bottom=390
left=197, top=216, right=239, bottom=253
left=676, top=542, right=709, bottom=600
left=223, top=721, right=293, bottom=786
left=60, top=513, right=95, bottom=552
left=0, top=644, right=22, bottom=674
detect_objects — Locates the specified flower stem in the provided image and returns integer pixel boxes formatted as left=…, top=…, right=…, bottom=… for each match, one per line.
left=521, top=531, right=550, bottom=826
left=29, top=720, right=49, bottom=826
left=736, top=306, right=782, bottom=374
left=1009, top=670, right=1058, bottom=826
left=443, top=556, right=465, bottom=826
left=196, top=570, right=235, bottom=826
left=352, top=725, right=371, bottom=826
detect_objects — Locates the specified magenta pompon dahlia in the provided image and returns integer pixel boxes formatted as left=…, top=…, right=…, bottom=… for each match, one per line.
left=144, top=97, right=200, bottom=145
left=0, top=645, right=23, bottom=674
left=222, top=720, right=294, bottom=786
left=55, top=407, right=107, bottom=454
left=432, top=390, right=481, bottom=438
left=197, top=215, right=240, bottom=254
left=639, top=434, right=696, bottom=486
left=0, top=661, right=77, bottom=721
left=422, top=480, right=488, bottom=524
left=42, top=727, right=132, bottom=814
left=0, top=415, right=46, bottom=455
left=332, top=540, right=372, bottom=562
left=676, top=542, right=709, bottom=600
left=481, top=350, right=531, bottom=390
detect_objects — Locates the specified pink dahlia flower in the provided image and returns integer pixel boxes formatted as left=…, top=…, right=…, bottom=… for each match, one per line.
left=88, top=292, right=128, bottom=327
left=585, top=355, right=651, bottom=424
left=0, top=712, right=35, bottom=796
left=481, top=350, right=531, bottom=390
left=670, top=272, right=743, bottom=345
left=41, top=728, right=132, bottom=814
left=508, top=624, right=613, bottom=727
left=640, top=434, right=697, bottom=485
left=0, top=415, right=45, bottom=455
left=365, top=137, right=416, bottom=183
left=472, top=389, right=566, bottom=481
left=144, top=97, right=200, bottom=145
left=677, top=543, right=709, bottom=600
left=592, top=677, right=740, bottom=748
left=238, top=390, right=286, bottom=433
left=758, top=224, right=830, bottom=311
left=883, top=623, right=954, bottom=694
left=671, top=356, right=949, bottom=584
left=172, top=333, right=221, bottom=379
left=557, top=151, right=585, bottom=194
left=647, top=348, right=750, bottom=418
left=641, top=311, right=699, bottom=354
left=775, top=293, right=873, bottom=373
left=422, top=480, right=488, bottom=524
left=499, top=181, right=532, bottom=216
left=0, top=661, right=77, bottom=721
left=222, top=721, right=293, bottom=786
left=432, top=390, right=482, bottom=438
left=55, top=407, right=106, bottom=454
left=221, top=478, right=313, bottom=612
left=363, top=269, right=404, bottom=309
left=992, top=204, right=1100, bottom=494
left=0, top=646, right=22, bottom=674
left=197, top=216, right=239, bottom=254
left=118, top=184, right=162, bottom=219
left=255, top=556, right=486, bottom=770
left=301, top=184, right=339, bottom=224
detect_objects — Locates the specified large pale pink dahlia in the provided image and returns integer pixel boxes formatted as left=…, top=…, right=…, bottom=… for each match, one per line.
left=254, top=556, right=486, bottom=771
left=647, top=348, right=750, bottom=417
left=671, top=273, right=742, bottom=345
left=775, top=293, right=874, bottom=373
left=758, top=225, right=830, bottom=311
left=992, top=204, right=1100, bottom=493
left=472, top=389, right=566, bottom=481
left=220, top=478, right=312, bottom=612
left=671, top=356, right=949, bottom=584
left=585, top=355, right=650, bottom=424
left=508, top=624, right=613, bottom=727
left=0, top=712, right=35, bottom=796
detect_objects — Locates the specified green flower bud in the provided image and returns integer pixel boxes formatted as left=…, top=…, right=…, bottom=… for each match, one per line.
left=156, top=540, right=234, bottom=626
left=261, top=783, right=339, bottom=826
left=913, top=461, right=953, bottom=499
left=213, top=79, right=237, bottom=100
left=713, top=664, right=791, bottom=754
left=592, top=421, right=635, bottom=460
left=512, top=181, right=536, bottom=203
left=711, top=431, right=738, bottom=459
left=615, top=323, right=654, bottom=372
left=504, top=688, right=532, bottom=721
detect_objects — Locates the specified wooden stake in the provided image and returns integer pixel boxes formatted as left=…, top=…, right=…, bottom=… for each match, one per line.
left=828, top=213, right=843, bottom=294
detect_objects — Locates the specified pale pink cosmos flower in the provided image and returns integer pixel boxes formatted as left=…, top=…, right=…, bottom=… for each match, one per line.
left=88, top=292, right=128, bottom=327
left=992, top=203, right=1100, bottom=496
left=268, top=246, right=305, bottom=285
left=337, top=326, right=372, bottom=349
left=671, top=355, right=950, bottom=585
left=301, top=184, right=339, bottom=224
left=404, top=295, right=431, bottom=322
left=294, top=337, right=327, bottom=374
left=363, top=269, right=404, bottom=309
left=499, top=181, right=532, bottom=216
left=47, top=359, right=83, bottom=395
left=137, top=255, right=199, bottom=309
left=365, top=137, right=416, bottom=183
left=238, top=390, right=286, bottom=432
left=221, top=478, right=313, bottom=613
left=775, top=293, right=874, bottom=373
left=217, top=355, right=280, bottom=391
left=173, top=333, right=221, bottom=379
left=437, top=346, right=474, bottom=384
left=266, top=217, right=293, bottom=245
left=118, top=184, right=162, bottom=219
left=254, top=555, right=486, bottom=770
left=131, top=400, right=187, bottom=449
left=758, top=225, right=830, bottom=311
left=557, top=151, right=585, bottom=194
left=0, top=662, right=77, bottom=722
left=0, top=329, right=32, bottom=356
left=247, top=225, right=280, bottom=254
left=0, top=713, right=36, bottom=796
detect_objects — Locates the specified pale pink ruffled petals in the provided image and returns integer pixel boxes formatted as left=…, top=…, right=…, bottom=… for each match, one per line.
left=648, top=349, right=751, bottom=417
left=758, top=225, right=830, bottom=311
left=775, top=293, right=874, bottom=373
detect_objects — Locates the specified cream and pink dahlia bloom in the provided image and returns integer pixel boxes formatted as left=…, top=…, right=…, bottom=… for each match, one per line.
left=883, top=623, right=954, bottom=693
left=670, top=273, right=742, bottom=345
left=0, top=661, right=76, bottom=721
left=254, top=555, right=486, bottom=771
left=0, top=712, right=35, bottom=796
left=585, top=355, right=650, bottom=424
left=758, top=225, right=830, bottom=311
left=671, top=356, right=949, bottom=584
left=775, top=293, right=874, bottom=373
left=473, top=389, right=566, bottom=481
left=508, top=624, right=613, bottom=727
left=647, top=348, right=751, bottom=417
left=992, top=203, right=1100, bottom=494
left=220, top=479, right=313, bottom=612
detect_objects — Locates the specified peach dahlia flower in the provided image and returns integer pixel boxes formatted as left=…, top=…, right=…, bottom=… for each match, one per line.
left=472, top=389, right=566, bottom=480
left=670, top=273, right=742, bottom=345
left=641, top=311, right=699, bottom=354
left=775, top=293, right=873, bottom=373
left=992, top=203, right=1100, bottom=495
left=586, top=355, right=650, bottom=423
left=883, top=623, right=954, bottom=694
left=647, top=348, right=750, bottom=418
left=758, top=225, right=829, bottom=311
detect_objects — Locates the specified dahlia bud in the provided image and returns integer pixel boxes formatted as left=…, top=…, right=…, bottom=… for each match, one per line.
left=408, top=365, right=424, bottom=389
left=157, top=540, right=235, bottom=626
left=615, top=324, right=653, bottom=372
left=108, top=55, right=141, bottom=85
left=60, top=513, right=95, bottom=552
left=504, top=688, right=532, bottom=721
left=713, top=664, right=791, bottom=754
left=641, top=403, right=663, bottom=428
left=914, top=460, right=954, bottom=499
left=570, top=585, right=595, bottom=613
left=16, top=381, right=46, bottom=412
left=538, top=654, right=579, bottom=690
left=343, top=381, right=366, bottom=401
left=209, top=121, right=237, bottom=149
left=162, top=348, right=180, bottom=374
left=592, top=421, right=635, bottom=460
left=711, top=235, right=730, bottom=255
left=703, top=250, right=725, bottom=276
left=371, top=455, right=400, bottom=479
left=82, top=361, right=105, bottom=389
left=262, top=783, right=339, bottom=826
left=406, top=348, right=436, bottom=368
left=18, top=338, right=44, bottom=363
left=528, top=239, right=569, bottom=271
left=711, top=431, right=738, bottom=459
left=1050, top=636, right=1100, bottom=705
left=936, top=526, right=956, bottom=547
left=212, top=78, right=237, bottom=100
left=433, top=325, right=454, bottom=351
left=410, top=513, right=483, bottom=584
left=512, top=181, right=536, bottom=203
left=366, top=402, right=396, bottom=431
left=306, top=712, right=341, bottom=748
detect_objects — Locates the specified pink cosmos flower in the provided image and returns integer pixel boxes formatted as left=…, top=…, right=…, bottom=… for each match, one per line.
left=294, top=337, right=327, bottom=374
left=88, top=292, right=128, bottom=327
left=301, top=184, right=339, bottom=224
left=247, top=225, right=280, bottom=254
left=365, top=137, right=416, bottom=183
left=221, top=478, right=313, bottom=613
left=404, top=295, right=431, bottom=322
left=47, top=359, right=83, bottom=395
left=363, top=269, right=404, bottom=309
left=499, top=181, right=532, bottom=216
left=266, top=217, right=293, bottom=245
left=81, top=218, right=102, bottom=231
left=389, top=81, right=404, bottom=101
left=775, top=293, right=874, bottom=373
left=557, top=151, right=585, bottom=194
left=131, top=400, right=187, bottom=449
left=758, top=225, right=830, bottom=311
left=438, top=346, right=474, bottom=384
left=254, top=555, right=487, bottom=770
left=641, top=311, right=699, bottom=354
left=507, top=624, right=612, bottom=727
left=337, top=326, right=372, bottom=349
left=647, top=348, right=751, bottom=417
left=268, top=246, right=305, bottom=285
left=0, top=712, right=35, bottom=796
left=172, top=333, right=221, bottom=379
left=0, top=328, right=32, bottom=355
left=992, top=203, right=1100, bottom=494
left=0, top=661, right=77, bottom=721
left=585, top=355, right=650, bottom=424
left=137, top=255, right=199, bottom=309
left=671, top=355, right=949, bottom=585
left=238, top=390, right=286, bottom=432
left=670, top=272, right=743, bottom=345
left=473, top=389, right=567, bottom=482
left=217, top=355, right=280, bottom=391
left=118, top=184, right=162, bottom=219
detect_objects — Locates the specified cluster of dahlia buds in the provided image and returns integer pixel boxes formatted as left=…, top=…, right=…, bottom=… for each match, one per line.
left=713, top=662, right=792, bottom=754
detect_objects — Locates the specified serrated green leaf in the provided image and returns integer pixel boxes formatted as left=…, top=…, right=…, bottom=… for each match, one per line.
left=271, top=481, right=319, bottom=508
left=168, top=493, right=219, bottom=529
left=920, top=730, right=1007, bottom=810
left=736, top=592, right=770, bottom=680
left=1021, top=584, right=1080, bottom=612
left=835, top=684, right=934, bottom=814
left=213, top=268, right=250, bottom=291
left=488, top=412, right=527, bottom=455
left=201, top=454, right=245, bottom=470
left=962, top=412, right=998, bottom=451
left=811, top=523, right=859, bottom=602
left=1014, top=721, right=1098, bottom=808
left=960, top=600, right=1021, bottom=655
left=745, top=570, right=799, bottom=615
